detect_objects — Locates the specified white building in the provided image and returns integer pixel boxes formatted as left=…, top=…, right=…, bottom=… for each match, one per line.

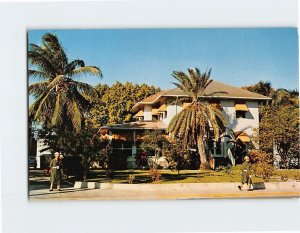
left=100, top=80, right=270, bottom=168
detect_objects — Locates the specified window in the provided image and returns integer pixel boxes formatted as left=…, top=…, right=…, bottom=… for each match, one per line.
left=236, top=110, right=246, bottom=118
left=235, top=101, right=248, bottom=119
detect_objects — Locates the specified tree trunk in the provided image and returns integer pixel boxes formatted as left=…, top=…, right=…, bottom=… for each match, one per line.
left=197, top=136, right=209, bottom=169
left=83, top=170, right=87, bottom=182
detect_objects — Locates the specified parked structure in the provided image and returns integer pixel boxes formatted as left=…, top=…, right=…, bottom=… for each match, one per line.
left=100, top=80, right=270, bottom=168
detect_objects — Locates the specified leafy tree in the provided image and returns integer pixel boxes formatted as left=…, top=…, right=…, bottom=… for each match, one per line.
left=243, top=81, right=299, bottom=169
left=168, top=68, right=227, bottom=169
left=28, top=33, right=102, bottom=132
left=248, top=149, right=274, bottom=181
left=87, top=82, right=159, bottom=129
left=164, top=138, right=188, bottom=174
left=259, top=105, right=299, bottom=169
left=140, top=130, right=168, bottom=158
left=242, top=81, right=273, bottom=97
left=38, top=124, right=105, bottom=181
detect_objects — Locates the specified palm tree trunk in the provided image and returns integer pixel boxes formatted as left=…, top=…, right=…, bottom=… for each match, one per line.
left=197, top=136, right=209, bottom=169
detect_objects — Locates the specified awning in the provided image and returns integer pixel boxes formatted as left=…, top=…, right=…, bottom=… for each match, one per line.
left=134, top=110, right=144, bottom=118
left=237, top=132, right=251, bottom=142
left=158, top=104, right=167, bottom=112
left=183, top=102, right=192, bottom=109
left=235, top=103, right=248, bottom=111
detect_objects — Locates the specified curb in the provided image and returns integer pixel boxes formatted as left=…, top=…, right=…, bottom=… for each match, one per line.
left=74, top=181, right=100, bottom=189
left=73, top=181, right=300, bottom=192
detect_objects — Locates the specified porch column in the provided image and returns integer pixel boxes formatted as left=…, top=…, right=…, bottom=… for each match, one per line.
left=127, top=130, right=137, bottom=168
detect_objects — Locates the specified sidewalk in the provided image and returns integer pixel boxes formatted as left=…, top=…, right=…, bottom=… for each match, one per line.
left=29, top=182, right=300, bottom=200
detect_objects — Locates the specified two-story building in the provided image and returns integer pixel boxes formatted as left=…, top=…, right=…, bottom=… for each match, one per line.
left=99, top=80, right=270, bottom=168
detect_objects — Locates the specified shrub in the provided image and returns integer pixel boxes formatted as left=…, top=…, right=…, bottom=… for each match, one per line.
left=248, top=149, right=274, bottom=181
left=128, top=174, right=135, bottom=184
left=254, top=162, right=274, bottom=181
left=148, top=168, right=161, bottom=183
left=293, top=172, right=300, bottom=182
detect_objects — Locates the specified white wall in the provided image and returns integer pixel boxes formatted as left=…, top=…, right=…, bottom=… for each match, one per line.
left=144, top=104, right=152, bottom=121
left=221, top=100, right=259, bottom=137
left=36, top=139, right=51, bottom=168
left=163, top=103, right=183, bottom=125
left=157, top=99, right=259, bottom=140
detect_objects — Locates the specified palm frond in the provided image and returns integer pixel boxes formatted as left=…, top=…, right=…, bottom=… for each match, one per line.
left=29, top=82, right=49, bottom=97
left=51, top=93, right=62, bottom=126
left=28, top=50, right=56, bottom=77
left=28, top=70, right=52, bottom=81
left=47, top=75, right=66, bottom=89
left=76, top=81, right=99, bottom=100
left=203, top=91, right=228, bottom=97
left=65, top=59, right=85, bottom=74
left=67, top=100, right=82, bottom=132
left=42, top=33, right=68, bottom=69
left=70, top=66, right=102, bottom=78
left=32, top=85, right=56, bottom=121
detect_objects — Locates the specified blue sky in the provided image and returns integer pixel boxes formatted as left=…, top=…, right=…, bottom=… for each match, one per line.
left=28, top=28, right=298, bottom=90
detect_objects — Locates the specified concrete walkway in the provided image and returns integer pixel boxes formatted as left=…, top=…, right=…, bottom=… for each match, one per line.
left=29, top=182, right=300, bottom=200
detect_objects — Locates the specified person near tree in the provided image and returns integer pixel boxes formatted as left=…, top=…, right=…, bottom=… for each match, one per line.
left=49, top=152, right=64, bottom=191
left=238, top=155, right=252, bottom=191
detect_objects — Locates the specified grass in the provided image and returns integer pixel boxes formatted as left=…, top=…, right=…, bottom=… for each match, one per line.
left=83, top=168, right=300, bottom=184
left=84, top=169, right=255, bottom=183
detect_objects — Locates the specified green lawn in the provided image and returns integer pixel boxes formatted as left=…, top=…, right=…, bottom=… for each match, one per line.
left=81, top=168, right=298, bottom=184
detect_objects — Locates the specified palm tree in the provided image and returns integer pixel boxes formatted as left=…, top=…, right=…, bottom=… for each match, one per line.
left=28, top=33, right=102, bottom=132
left=168, top=68, right=227, bottom=169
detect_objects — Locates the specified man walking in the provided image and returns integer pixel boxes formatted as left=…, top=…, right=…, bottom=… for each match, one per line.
left=238, top=155, right=252, bottom=191
left=49, top=152, right=63, bottom=191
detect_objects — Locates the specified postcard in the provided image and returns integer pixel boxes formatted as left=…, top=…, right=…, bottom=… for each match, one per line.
left=28, top=28, right=299, bottom=200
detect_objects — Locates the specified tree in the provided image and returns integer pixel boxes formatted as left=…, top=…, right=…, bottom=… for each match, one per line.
left=28, top=33, right=102, bottom=132
left=224, top=129, right=250, bottom=164
left=168, top=68, right=227, bottom=169
left=87, top=82, right=159, bottom=129
left=164, top=138, right=189, bottom=174
left=140, top=130, right=168, bottom=158
left=38, top=124, right=105, bottom=181
left=242, top=81, right=273, bottom=97
left=243, top=81, right=299, bottom=169
left=248, top=149, right=274, bottom=181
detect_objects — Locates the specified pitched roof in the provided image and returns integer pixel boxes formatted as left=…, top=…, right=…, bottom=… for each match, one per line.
left=131, top=90, right=168, bottom=111
left=132, top=80, right=271, bottom=112
left=162, top=80, right=271, bottom=99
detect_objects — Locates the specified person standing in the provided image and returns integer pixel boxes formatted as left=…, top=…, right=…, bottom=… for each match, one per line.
left=238, top=155, right=252, bottom=191
left=49, top=152, right=63, bottom=191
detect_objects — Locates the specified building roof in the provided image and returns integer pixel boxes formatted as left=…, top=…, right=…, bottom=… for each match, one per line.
left=131, top=90, right=169, bottom=111
left=134, top=110, right=144, bottom=118
left=132, top=80, right=271, bottom=112
left=163, top=80, right=270, bottom=99
left=99, top=121, right=167, bottom=132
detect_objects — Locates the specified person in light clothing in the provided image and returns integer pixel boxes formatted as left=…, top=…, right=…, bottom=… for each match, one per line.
left=49, top=152, right=63, bottom=191
left=238, top=155, right=252, bottom=191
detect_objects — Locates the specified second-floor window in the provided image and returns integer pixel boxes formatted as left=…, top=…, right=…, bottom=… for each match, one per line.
left=236, top=110, right=246, bottom=118
left=235, top=101, right=248, bottom=119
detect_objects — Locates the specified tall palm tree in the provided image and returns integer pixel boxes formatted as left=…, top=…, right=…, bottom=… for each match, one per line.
left=168, top=68, right=227, bottom=169
left=28, top=33, right=102, bottom=132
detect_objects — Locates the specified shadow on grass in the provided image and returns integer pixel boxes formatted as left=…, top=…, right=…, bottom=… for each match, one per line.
left=85, top=170, right=223, bottom=184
